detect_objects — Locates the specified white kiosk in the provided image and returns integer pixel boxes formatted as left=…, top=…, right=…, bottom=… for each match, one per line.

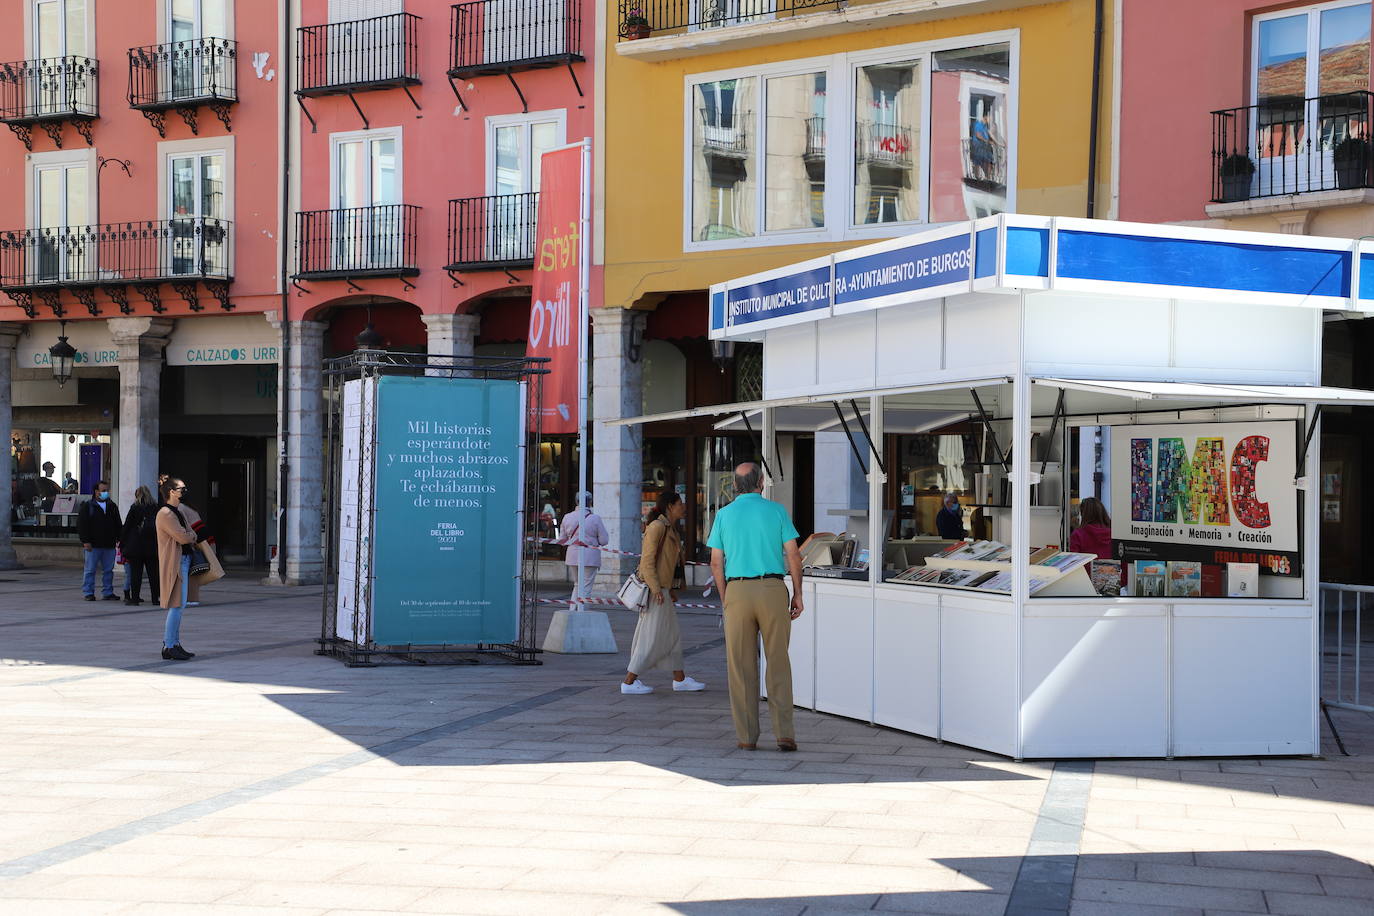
left=614, top=215, right=1374, bottom=759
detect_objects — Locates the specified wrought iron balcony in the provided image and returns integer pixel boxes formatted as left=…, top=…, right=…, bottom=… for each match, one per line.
left=446, top=193, right=537, bottom=272
left=0, top=218, right=233, bottom=316
left=449, top=0, right=584, bottom=78
left=700, top=112, right=749, bottom=158
left=857, top=121, right=912, bottom=167
left=0, top=56, right=98, bottom=149
left=1210, top=90, right=1374, bottom=203
left=616, top=0, right=843, bottom=41
left=804, top=116, right=825, bottom=160
left=962, top=137, right=1007, bottom=188
left=298, top=13, right=421, bottom=97
left=295, top=205, right=420, bottom=280
left=128, top=37, right=237, bottom=135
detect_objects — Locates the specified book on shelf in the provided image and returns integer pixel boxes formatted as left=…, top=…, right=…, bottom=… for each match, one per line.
left=1227, top=562, right=1259, bottom=598
left=1089, top=559, right=1122, bottom=596
left=1201, top=564, right=1224, bottom=598
left=1133, top=560, right=1166, bottom=598
left=1027, top=546, right=1060, bottom=565
left=978, top=571, right=1014, bottom=592
left=1166, top=561, right=1203, bottom=598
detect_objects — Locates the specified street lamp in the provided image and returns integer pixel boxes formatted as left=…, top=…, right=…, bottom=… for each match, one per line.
left=49, top=321, right=76, bottom=387
left=710, top=337, right=735, bottom=372
left=355, top=299, right=384, bottom=350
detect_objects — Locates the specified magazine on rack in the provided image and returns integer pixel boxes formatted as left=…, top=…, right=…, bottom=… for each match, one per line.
left=1166, top=561, right=1203, bottom=598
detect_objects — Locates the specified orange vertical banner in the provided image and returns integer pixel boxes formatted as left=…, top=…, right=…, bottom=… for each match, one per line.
left=527, top=146, right=583, bottom=434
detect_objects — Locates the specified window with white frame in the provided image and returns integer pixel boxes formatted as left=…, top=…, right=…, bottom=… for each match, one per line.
left=331, top=128, right=401, bottom=271
left=168, top=148, right=227, bottom=276
left=686, top=35, right=1015, bottom=248
left=31, top=0, right=89, bottom=115
left=1251, top=1, right=1370, bottom=194
left=31, top=153, right=90, bottom=283
left=487, top=110, right=564, bottom=261
left=167, top=0, right=231, bottom=100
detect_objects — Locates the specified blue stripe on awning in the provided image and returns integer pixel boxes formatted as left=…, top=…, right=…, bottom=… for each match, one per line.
left=1006, top=227, right=1050, bottom=277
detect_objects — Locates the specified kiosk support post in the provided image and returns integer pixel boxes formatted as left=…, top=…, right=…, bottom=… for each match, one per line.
left=1305, top=402, right=1322, bottom=757
left=1011, top=376, right=1032, bottom=761
left=868, top=395, right=885, bottom=726
left=762, top=407, right=778, bottom=498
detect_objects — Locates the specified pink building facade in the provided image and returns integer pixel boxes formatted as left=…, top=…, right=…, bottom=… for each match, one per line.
left=1117, top=0, right=1374, bottom=582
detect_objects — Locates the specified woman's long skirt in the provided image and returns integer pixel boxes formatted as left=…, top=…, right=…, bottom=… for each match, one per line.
left=627, top=597, right=684, bottom=673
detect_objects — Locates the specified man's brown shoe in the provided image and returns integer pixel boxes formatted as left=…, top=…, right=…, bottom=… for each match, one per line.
left=776, top=739, right=797, bottom=752
left=736, top=742, right=756, bottom=751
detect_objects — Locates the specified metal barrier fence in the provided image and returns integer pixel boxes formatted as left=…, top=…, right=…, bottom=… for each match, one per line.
left=1320, top=582, right=1374, bottom=714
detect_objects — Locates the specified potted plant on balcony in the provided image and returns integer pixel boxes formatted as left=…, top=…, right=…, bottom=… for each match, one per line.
left=623, top=7, right=652, bottom=40
left=1334, top=136, right=1371, bottom=190
left=1218, top=153, right=1255, bottom=203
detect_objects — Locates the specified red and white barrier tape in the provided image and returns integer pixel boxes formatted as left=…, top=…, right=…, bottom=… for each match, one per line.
left=531, top=536, right=717, bottom=597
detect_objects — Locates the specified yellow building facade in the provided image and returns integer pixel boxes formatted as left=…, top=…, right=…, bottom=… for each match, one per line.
left=589, top=0, right=1119, bottom=577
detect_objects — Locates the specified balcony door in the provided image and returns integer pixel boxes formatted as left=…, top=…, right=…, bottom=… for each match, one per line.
left=689, top=0, right=776, bottom=32
left=487, top=112, right=561, bottom=262
left=169, top=150, right=226, bottom=276
left=32, top=0, right=87, bottom=116
left=33, top=160, right=88, bottom=283
left=1252, top=1, right=1371, bottom=195
left=327, top=0, right=403, bottom=86
left=168, top=0, right=229, bottom=99
left=332, top=131, right=399, bottom=271
left=481, top=0, right=567, bottom=67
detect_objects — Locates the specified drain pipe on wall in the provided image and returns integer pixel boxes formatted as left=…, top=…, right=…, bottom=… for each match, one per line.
left=1086, top=0, right=1105, bottom=219
left=276, top=0, right=292, bottom=583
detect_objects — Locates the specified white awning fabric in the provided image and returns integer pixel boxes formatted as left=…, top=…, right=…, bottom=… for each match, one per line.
left=1031, top=378, right=1374, bottom=406
left=604, top=377, right=1012, bottom=428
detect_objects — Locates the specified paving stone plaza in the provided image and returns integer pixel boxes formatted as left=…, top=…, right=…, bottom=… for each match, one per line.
left=1, top=568, right=1372, bottom=915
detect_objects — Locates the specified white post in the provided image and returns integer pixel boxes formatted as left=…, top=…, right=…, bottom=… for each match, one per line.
left=1011, top=374, right=1031, bottom=761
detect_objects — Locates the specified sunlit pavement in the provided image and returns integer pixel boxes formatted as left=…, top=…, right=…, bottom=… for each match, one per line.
left=1, top=566, right=1371, bottom=915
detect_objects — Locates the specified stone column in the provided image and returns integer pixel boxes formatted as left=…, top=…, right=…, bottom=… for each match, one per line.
left=269, top=319, right=326, bottom=586
left=421, top=313, right=480, bottom=375
left=591, top=307, right=645, bottom=590
left=108, top=317, right=174, bottom=509
left=0, top=323, right=22, bottom=569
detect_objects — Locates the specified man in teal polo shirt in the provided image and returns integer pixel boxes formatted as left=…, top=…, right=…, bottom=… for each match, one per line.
left=707, top=462, right=804, bottom=751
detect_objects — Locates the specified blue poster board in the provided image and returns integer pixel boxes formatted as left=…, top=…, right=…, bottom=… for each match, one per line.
left=370, top=376, right=523, bottom=645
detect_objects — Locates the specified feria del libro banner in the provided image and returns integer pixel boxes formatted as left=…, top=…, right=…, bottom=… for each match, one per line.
left=1109, top=420, right=1300, bottom=576
left=526, top=146, right=583, bottom=435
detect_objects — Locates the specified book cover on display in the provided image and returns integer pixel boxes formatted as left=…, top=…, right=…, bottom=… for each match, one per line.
left=1133, top=560, right=1166, bottom=597
left=1166, top=561, right=1203, bottom=598
left=1227, top=562, right=1259, bottom=597
left=1027, top=546, right=1060, bottom=565
left=1090, top=559, right=1122, bottom=596
left=1201, top=564, right=1224, bottom=598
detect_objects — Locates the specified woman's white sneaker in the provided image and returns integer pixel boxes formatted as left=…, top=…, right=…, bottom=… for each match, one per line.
left=673, top=677, right=706, bottom=692
left=620, top=679, right=653, bottom=695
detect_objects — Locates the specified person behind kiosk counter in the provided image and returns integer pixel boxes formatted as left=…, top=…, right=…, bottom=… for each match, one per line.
left=76, top=480, right=121, bottom=602
left=936, top=492, right=967, bottom=540
left=707, top=462, right=804, bottom=752
left=621, top=491, right=707, bottom=696
left=558, top=492, right=608, bottom=607
left=1069, top=497, right=1113, bottom=560
left=62, top=471, right=79, bottom=494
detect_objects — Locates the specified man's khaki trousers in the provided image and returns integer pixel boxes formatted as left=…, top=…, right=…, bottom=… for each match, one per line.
left=722, top=578, right=794, bottom=745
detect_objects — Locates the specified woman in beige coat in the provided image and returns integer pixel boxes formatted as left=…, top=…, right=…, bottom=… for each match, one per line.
left=621, top=491, right=706, bottom=695
left=156, top=477, right=199, bottom=660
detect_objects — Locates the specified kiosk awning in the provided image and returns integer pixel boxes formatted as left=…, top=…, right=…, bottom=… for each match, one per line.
left=1031, top=378, right=1374, bottom=406
left=604, top=377, right=1012, bottom=428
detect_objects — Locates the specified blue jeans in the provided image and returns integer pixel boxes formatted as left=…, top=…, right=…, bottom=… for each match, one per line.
left=82, top=547, right=116, bottom=597
left=164, top=554, right=191, bottom=647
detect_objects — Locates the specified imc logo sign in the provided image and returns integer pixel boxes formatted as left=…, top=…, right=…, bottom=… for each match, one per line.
left=1109, top=421, right=1298, bottom=554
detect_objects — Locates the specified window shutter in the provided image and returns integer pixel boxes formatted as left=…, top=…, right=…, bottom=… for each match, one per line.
left=328, top=0, right=403, bottom=23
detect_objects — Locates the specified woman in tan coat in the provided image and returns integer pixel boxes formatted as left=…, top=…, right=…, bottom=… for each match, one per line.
left=156, top=477, right=199, bottom=660
left=621, top=491, right=706, bottom=695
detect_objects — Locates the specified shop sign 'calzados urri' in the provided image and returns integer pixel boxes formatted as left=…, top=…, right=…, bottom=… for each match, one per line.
left=1109, top=421, right=1300, bottom=576
left=527, top=146, right=583, bottom=435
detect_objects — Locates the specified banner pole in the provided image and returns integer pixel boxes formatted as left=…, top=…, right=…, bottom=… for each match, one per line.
left=576, top=138, right=592, bottom=610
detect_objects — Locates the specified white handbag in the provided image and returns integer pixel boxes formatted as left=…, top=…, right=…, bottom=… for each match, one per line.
left=617, top=572, right=650, bottom=612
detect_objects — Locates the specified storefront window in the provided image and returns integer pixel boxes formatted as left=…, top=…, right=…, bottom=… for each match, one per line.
left=10, top=429, right=110, bottom=539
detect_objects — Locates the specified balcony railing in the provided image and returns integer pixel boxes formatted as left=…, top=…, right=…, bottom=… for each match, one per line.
left=0, top=218, right=232, bottom=290
left=962, top=137, right=1007, bottom=188
left=804, top=116, right=825, bottom=159
left=295, top=205, right=420, bottom=279
left=0, top=56, right=98, bottom=125
left=129, top=38, right=237, bottom=117
left=616, top=0, right=843, bottom=41
left=857, top=121, right=912, bottom=166
left=701, top=112, right=749, bottom=158
left=1211, top=91, right=1374, bottom=203
left=449, top=0, right=584, bottom=77
left=298, top=13, right=421, bottom=96
left=447, top=193, right=537, bottom=271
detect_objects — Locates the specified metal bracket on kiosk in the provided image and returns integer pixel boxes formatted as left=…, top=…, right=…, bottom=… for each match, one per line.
left=737, top=411, right=777, bottom=483
left=830, top=400, right=885, bottom=477
left=1297, top=403, right=1323, bottom=471
left=1040, top=387, right=1066, bottom=479
left=970, top=388, right=1010, bottom=472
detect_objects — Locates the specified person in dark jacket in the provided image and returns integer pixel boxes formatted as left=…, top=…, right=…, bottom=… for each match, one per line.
left=121, top=486, right=160, bottom=606
left=935, top=492, right=967, bottom=540
left=77, top=480, right=121, bottom=601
